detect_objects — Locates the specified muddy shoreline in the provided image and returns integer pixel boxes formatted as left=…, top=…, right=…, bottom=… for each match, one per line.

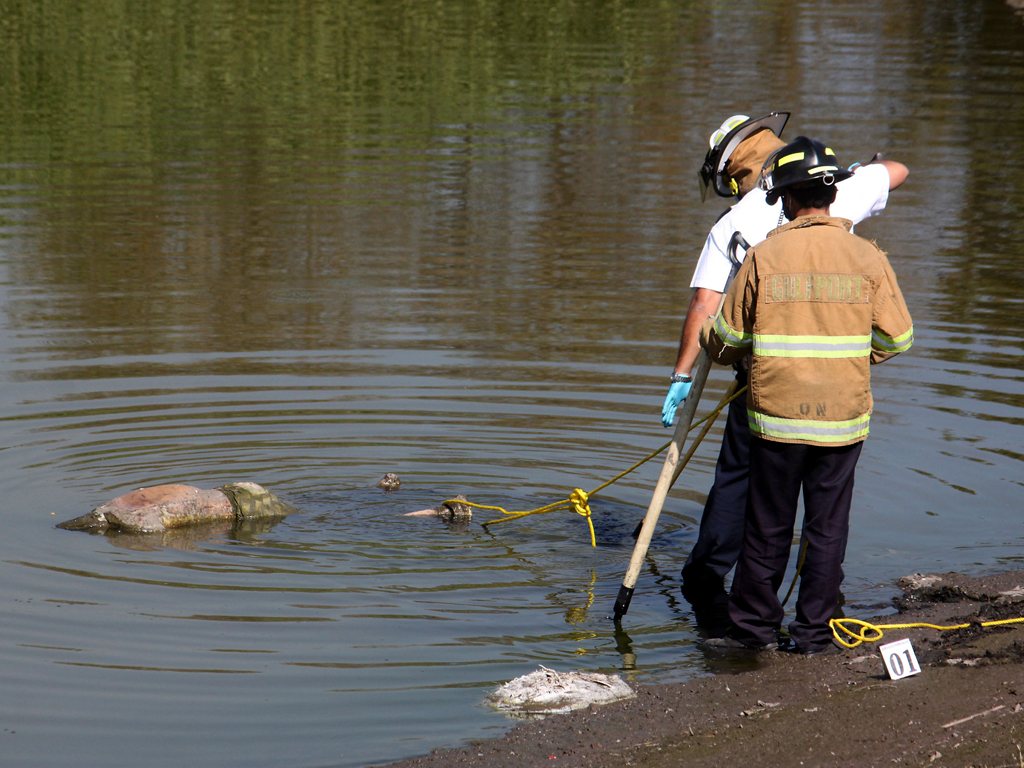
left=378, top=571, right=1024, bottom=768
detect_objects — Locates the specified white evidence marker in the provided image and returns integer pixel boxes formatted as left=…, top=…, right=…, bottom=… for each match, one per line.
left=879, top=637, right=921, bottom=680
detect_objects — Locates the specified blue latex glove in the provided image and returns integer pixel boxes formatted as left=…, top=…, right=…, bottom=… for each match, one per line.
left=661, top=379, right=693, bottom=428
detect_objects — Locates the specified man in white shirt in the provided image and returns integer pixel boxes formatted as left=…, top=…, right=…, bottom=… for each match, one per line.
left=662, top=113, right=908, bottom=629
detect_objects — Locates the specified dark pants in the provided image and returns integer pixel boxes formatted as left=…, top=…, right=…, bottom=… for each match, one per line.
left=727, top=437, right=863, bottom=651
left=681, top=369, right=750, bottom=604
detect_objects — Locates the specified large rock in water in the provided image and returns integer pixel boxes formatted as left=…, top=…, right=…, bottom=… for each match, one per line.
left=57, top=482, right=295, bottom=534
left=485, top=666, right=635, bottom=715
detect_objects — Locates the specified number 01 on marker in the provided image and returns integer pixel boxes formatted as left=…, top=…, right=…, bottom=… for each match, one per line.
left=879, top=637, right=921, bottom=680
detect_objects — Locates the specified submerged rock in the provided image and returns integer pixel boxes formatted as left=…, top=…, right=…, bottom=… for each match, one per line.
left=57, top=482, right=296, bottom=534
left=93, top=516, right=284, bottom=552
left=485, top=666, right=635, bottom=715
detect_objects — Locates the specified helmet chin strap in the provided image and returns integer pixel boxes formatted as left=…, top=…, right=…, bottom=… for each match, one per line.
left=781, top=194, right=794, bottom=223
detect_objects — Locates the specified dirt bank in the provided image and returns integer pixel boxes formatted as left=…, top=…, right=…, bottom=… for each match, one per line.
left=379, top=571, right=1024, bottom=768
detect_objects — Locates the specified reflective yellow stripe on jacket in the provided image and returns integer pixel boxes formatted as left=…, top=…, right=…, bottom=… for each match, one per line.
left=714, top=314, right=752, bottom=349
left=749, top=412, right=872, bottom=443
left=753, top=334, right=871, bottom=358
left=872, top=326, right=914, bottom=354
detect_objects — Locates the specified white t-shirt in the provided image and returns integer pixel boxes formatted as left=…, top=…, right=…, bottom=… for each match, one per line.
left=689, top=163, right=891, bottom=292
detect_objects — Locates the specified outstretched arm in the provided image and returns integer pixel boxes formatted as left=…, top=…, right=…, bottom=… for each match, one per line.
left=671, top=288, right=724, bottom=377
left=871, top=156, right=909, bottom=191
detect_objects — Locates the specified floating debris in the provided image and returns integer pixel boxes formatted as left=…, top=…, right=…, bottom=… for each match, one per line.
left=375, top=473, right=401, bottom=491
left=485, top=666, right=635, bottom=715
left=403, top=494, right=474, bottom=521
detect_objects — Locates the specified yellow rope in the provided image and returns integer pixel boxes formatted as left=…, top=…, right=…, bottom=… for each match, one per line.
left=470, top=385, right=749, bottom=546
left=830, top=615, right=1024, bottom=649
left=569, top=488, right=596, bottom=547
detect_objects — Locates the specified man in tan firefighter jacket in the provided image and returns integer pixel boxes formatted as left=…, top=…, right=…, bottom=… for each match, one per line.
left=699, top=136, right=914, bottom=655
left=667, top=113, right=907, bottom=632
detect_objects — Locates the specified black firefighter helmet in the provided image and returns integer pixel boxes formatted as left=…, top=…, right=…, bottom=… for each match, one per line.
left=759, top=136, right=854, bottom=205
left=698, top=111, right=790, bottom=201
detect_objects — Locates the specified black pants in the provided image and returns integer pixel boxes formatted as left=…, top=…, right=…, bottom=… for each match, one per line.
left=681, top=369, right=750, bottom=603
left=727, top=437, right=863, bottom=651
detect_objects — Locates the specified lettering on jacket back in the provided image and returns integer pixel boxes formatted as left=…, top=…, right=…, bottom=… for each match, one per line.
left=764, top=273, right=870, bottom=304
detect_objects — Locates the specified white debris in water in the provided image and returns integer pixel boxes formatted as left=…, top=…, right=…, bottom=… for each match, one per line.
left=485, top=666, right=635, bottom=715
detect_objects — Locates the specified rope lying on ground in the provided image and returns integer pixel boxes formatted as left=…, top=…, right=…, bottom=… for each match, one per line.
left=464, top=384, right=749, bottom=547
left=830, top=615, right=1024, bottom=648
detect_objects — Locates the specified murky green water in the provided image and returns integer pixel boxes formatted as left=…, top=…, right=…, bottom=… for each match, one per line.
left=1, top=1, right=1023, bottom=765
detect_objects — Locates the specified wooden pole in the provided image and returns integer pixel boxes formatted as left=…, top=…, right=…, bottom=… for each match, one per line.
left=612, top=349, right=712, bottom=621
left=612, top=232, right=747, bottom=622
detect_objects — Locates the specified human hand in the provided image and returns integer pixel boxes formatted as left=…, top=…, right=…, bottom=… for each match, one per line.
left=661, top=379, right=692, bottom=428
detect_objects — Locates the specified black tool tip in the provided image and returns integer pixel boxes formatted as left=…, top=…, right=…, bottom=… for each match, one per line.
left=612, top=585, right=635, bottom=622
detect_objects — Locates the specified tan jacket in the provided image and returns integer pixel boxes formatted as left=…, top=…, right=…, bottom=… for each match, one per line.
left=700, top=216, right=913, bottom=446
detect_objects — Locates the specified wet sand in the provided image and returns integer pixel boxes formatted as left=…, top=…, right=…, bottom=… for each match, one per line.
left=380, top=571, right=1024, bottom=768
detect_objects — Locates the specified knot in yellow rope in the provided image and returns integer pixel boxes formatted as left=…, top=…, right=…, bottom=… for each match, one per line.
left=830, top=618, right=886, bottom=648
left=569, top=488, right=596, bottom=548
